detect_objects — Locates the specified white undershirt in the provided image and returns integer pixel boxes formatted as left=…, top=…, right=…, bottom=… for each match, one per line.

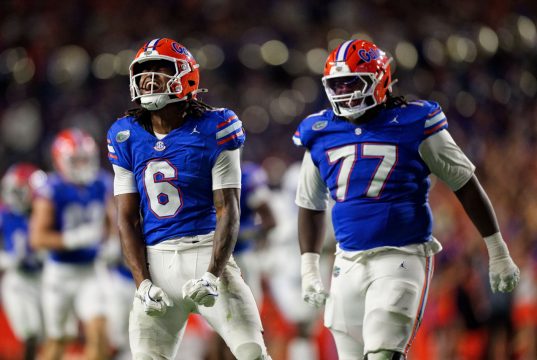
left=295, top=129, right=475, bottom=210
left=112, top=148, right=241, bottom=196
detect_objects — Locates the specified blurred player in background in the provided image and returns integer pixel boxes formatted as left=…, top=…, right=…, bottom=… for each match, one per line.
left=292, top=39, right=521, bottom=360
left=235, top=161, right=276, bottom=302
left=30, top=128, right=111, bottom=360
left=98, top=218, right=135, bottom=360
left=107, top=37, right=270, bottom=359
left=0, top=163, right=46, bottom=360
left=263, top=162, right=324, bottom=360
left=210, top=160, right=276, bottom=360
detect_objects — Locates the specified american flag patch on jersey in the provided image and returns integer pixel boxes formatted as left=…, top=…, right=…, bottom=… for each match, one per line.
left=292, top=131, right=302, bottom=146
left=107, top=139, right=118, bottom=160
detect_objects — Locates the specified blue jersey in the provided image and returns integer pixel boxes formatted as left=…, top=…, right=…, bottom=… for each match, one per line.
left=37, top=171, right=112, bottom=263
left=293, top=101, right=447, bottom=251
left=236, top=162, right=269, bottom=253
left=0, top=206, right=41, bottom=272
left=107, top=108, right=245, bottom=246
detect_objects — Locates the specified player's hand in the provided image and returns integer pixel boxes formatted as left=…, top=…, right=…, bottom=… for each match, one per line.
left=136, top=279, right=173, bottom=316
left=63, top=223, right=104, bottom=250
left=484, top=233, right=521, bottom=293
left=301, top=252, right=328, bottom=307
left=182, top=272, right=219, bottom=307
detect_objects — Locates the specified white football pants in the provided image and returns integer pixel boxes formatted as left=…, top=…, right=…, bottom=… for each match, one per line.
left=325, top=248, right=434, bottom=358
left=1, top=269, right=43, bottom=340
left=42, top=261, right=105, bottom=339
left=129, top=236, right=268, bottom=360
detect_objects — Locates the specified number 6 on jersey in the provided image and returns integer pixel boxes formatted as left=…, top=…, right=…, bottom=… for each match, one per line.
left=144, top=160, right=183, bottom=218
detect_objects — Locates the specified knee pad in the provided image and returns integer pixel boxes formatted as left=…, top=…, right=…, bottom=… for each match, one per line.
left=235, top=342, right=263, bottom=360
left=365, top=350, right=405, bottom=360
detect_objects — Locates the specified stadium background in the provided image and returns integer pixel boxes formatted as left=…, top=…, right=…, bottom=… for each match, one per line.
left=1, top=0, right=536, bottom=359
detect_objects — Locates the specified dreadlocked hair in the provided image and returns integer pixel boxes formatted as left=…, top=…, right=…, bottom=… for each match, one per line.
left=383, top=92, right=407, bottom=109
left=125, top=99, right=215, bottom=133
left=350, top=92, right=407, bottom=125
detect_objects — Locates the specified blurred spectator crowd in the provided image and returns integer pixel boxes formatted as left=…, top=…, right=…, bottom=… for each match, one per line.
left=1, top=0, right=536, bottom=359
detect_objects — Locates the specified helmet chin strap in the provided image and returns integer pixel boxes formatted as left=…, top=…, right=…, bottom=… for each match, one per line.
left=140, top=88, right=208, bottom=111
left=141, top=94, right=183, bottom=111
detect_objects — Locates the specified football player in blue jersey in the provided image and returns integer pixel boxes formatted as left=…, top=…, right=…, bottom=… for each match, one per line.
left=30, top=128, right=111, bottom=360
left=292, top=39, right=520, bottom=360
left=107, top=38, right=270, bottom=360
left=235, top=161, right=276, bottom=303
left=0, top=163, right=46, bottom=360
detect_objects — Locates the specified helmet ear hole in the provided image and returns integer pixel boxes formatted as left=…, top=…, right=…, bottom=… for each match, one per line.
left=188, top=80, right=196, bottom=86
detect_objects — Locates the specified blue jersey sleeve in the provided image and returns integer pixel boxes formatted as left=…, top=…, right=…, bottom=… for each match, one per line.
left=292, top=109, right=330, bottom=150
left=408, top=100, right=448, bottom=140
left=214, top=109, right=245, bottom=150
left=209, top=109, right=245, bottom=165
left=106, top=117, right=134, bottom=171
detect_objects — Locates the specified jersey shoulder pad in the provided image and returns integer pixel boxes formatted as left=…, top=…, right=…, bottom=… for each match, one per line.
left=202, top=108, right=245, bottom=151
left=106, top=115, right=137, bottom=170
left=292, top=109, right=332, bottom=148
left=404, top=100, right=447, bottom=137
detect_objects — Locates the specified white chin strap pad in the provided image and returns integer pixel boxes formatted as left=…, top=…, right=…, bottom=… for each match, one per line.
left=140, top=95, right=171, bottom=111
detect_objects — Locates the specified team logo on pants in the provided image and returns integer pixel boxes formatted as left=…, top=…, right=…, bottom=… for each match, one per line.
left=333, top=266, right=341, bottom=278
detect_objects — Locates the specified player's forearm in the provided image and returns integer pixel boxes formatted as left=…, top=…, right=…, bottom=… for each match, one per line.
left=29, top=230, right=65, bottom=250
left=209, top=202, right=239, bottom=277
left=118, top=219, right=150, bottom=287
left=454, top=175, right=500, bottom=237
left=298, top=207, right=326, bottom=254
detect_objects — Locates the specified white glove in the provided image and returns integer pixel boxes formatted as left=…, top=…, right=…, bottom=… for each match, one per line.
left=136, top=279, right=173, bottom=316
left=484, top=233, right=520, bottom=293
left=63, top=224, right=103, bottom=250
left=182, top=272, right=219, bottom=307
left=301, top=252, right=328, bottom=307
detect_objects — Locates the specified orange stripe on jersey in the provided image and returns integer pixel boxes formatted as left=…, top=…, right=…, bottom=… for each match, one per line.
left=427, top=108, right=442, bottom=118
left=108, top=153, right=118, bottom=160
left=217, top=115, right=238, bottom=128
left=217, top=130, right=243, bottom=145
left=294, top=131, right=300, bottom=136
left=424, top=120, right=447, bottom=135
left=404, top=256, right=433, bottom=354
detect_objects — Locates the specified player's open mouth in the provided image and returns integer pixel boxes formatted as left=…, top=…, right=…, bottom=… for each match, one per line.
left=142, top=80, right=161, bottom=93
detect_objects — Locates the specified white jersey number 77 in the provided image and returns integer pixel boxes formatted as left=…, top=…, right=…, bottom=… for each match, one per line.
left=327, top=143, right=397, bottom=201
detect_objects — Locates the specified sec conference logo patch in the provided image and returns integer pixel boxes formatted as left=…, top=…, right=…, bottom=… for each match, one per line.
left=312, top=121, right=327, bottom=131
left=116, top=130, right=130, bottom=143
left=154, top=141, right=166, bottom=151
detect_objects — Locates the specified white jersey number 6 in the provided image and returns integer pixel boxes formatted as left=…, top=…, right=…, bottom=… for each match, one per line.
left=144, top=160, right=183, bottom=218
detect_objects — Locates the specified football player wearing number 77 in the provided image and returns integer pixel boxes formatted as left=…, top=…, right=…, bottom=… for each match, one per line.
left=107, top=38, right=270, bottom=360
left=292, top=39, right=520, bottom=360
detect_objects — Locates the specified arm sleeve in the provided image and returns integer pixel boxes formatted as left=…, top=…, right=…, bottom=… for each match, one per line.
left=419, top=129, right=476, bottom=191
left=295, top=151, right=329, bottom=210
left=112, top=165, right=138, bottom=196
left=212, top=149, right=241, bottom=190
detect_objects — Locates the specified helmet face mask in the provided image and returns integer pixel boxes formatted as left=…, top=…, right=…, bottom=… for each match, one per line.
left=129, top=38, right=201, bottom=111
left=323, top=73, right=378, bottom=116
left=322, top=40, right=394, bottom=120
